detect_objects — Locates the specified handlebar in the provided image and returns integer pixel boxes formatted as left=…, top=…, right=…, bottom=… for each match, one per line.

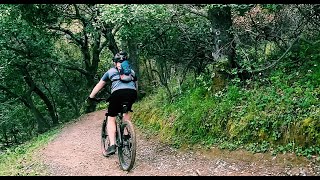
left=88, top=97, right=108, bottom=103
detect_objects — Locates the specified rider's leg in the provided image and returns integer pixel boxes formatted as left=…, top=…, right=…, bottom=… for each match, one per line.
left=123, top=112, right=131, bottom=137
left=121, top=89, right=137, bottom=139
left=107, top=116, right=117, bottom=145
left=123, top=112, right=131, bottom=121
left=107, top=91, right=120, bottom=149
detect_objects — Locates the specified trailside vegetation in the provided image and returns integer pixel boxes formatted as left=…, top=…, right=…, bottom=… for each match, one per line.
left=0, top=4, right=319, bottom=163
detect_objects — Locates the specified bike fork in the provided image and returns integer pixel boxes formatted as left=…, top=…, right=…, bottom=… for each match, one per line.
left=102, top=119, right=107, bottom=137
left=116, top=122, right=122, bottom=147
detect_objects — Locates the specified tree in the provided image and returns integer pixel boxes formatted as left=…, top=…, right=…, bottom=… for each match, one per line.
left=0, top=5, right=59, bottom=133
left=18, top=4, right=121, bottom=113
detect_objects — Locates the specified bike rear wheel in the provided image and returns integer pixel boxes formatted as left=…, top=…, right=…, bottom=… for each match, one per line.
left=118, top=120, right=136, bottom=171
left=101, top=119, right=111, bottom=157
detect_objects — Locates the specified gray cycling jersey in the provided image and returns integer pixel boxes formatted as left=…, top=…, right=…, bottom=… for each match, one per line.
left=101, top=67, right=137, bottom=94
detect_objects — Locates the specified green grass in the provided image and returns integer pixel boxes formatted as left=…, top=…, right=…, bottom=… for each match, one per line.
left=0, top=126, right=61, bottom=176
left=132, top=58, right=320, bottom=159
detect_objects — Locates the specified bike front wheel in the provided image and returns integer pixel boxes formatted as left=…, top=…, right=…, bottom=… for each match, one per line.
left=101, top=119, right=111, bottom=157
left=118, top=120, right=136, bottom=171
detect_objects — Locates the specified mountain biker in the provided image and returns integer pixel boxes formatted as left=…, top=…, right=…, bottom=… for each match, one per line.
left=88, top=51, right=138, bottom=155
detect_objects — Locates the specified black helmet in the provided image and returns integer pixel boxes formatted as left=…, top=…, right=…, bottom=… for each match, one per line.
left=112, top=53, right=121, bottom=62
left=119, top=51, right=128, bottom=60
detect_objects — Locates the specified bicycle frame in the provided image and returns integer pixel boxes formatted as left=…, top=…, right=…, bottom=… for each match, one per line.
left=99, top=98, right=136, bottom=171
left=115, top=113, right=124, bottom=147
left=102, top=109, right=126, bottom=147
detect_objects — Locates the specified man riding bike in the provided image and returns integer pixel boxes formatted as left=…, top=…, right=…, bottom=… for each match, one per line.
left=88, top=51, right=138, bottom=155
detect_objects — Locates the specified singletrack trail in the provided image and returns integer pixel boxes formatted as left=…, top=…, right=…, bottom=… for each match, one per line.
left=38, top=110, right=319, bottom=176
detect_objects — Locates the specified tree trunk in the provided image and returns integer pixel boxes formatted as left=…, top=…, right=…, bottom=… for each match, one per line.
left=142, top=59, right=152, bottom=86
left=153, top=59, right=172, bottom=100
left=127, top=38, right=140, bottom=79
left=208, top=6, right=237, bottom=79
left=84, top=25, right=119, bottom=113
left=0, top=85, right=49, bottom=134
left=39, top=73, right=59, bottom=125
left=51, top=65, right=80, bottom=117
left=25, top=95, right=49, bottom=133
left=21, top=67, right=59, bottom=126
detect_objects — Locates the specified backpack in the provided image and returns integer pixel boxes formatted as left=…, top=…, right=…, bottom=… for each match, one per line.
left=115, top=60, right=134, bottom=83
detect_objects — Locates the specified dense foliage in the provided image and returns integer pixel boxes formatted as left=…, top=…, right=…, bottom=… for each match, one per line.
left=0, top=4, right=319, bottom=160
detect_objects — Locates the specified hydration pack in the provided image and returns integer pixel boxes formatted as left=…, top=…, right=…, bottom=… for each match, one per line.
left=116, top=60, right=133, bottom=83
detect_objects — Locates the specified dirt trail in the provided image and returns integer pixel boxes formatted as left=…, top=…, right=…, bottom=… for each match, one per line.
left=38, top=110, right=320, bottom=176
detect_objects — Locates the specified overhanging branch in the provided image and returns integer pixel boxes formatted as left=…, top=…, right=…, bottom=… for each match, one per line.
left=42, top=58, right=90, bottom=76
left=48, top=26, right=84, bottom=47
left=251, top=35, right=301, bottom=73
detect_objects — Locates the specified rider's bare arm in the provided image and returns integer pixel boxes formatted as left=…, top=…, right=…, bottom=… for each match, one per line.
left=89, top=80, right=107, bottom=98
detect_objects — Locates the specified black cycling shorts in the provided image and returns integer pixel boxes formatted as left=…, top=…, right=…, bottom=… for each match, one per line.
left=108, top=89, right=137, bottom=117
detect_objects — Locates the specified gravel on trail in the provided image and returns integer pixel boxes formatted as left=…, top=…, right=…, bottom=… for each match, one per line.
left=38, top=110, right=320, bottom=176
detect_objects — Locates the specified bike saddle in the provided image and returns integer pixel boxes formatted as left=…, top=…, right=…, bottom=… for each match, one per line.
left=121, top=102, right=133, bottom=113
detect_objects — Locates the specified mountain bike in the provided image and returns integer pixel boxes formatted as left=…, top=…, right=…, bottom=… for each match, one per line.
left=91, top=97, right=136, bottom=171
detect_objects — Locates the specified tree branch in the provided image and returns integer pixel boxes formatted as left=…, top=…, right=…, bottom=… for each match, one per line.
left=251, top=35, right=301, bottom=73
left=0, top=85, right=30, bottom=108
left=41, top=58, right=90, bottom=76
left=48, top=26, right=84, bottom=47
left=180, top=4, right=208, bottom=19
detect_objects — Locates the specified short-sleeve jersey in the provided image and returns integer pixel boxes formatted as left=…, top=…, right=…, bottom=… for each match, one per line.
left=101, top=67, right=137, bottom=94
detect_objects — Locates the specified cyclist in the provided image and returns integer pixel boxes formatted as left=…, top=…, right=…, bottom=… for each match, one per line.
left=88, top=51, right=138, bottom=155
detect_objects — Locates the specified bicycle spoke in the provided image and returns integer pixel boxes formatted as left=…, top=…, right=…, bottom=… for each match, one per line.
left=118, top=120, right=136, bottom=171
